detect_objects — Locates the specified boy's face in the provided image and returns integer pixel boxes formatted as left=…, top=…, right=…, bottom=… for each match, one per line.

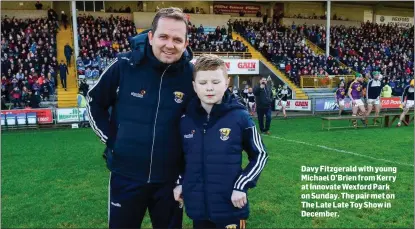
left=193, top=69, right=229, bottom=106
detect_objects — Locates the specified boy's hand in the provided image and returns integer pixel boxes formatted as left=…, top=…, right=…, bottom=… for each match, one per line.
left=231, top=190, right=247, bottom=209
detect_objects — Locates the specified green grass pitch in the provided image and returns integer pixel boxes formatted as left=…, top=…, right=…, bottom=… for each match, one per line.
left=2, top=117, right=414, bottom=228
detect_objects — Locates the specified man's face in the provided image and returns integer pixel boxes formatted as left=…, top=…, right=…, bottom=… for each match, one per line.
left=148, top=18, right=188, bottom=64
left=260, top=78, right=267, bottom=84
left=193, top=69, right=228, bottom=106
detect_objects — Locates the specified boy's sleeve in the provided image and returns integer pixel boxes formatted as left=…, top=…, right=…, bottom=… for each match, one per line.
left=233, top=112, right=269, bottom=193
left=86, top=58, right=120, bottom=149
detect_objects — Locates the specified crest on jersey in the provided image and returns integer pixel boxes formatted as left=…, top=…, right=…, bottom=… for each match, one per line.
left=174, top=91, right=184, bottom=103
left=219, top=128, right=231, bottom=141
left=225, top=224, right=237, bottom=229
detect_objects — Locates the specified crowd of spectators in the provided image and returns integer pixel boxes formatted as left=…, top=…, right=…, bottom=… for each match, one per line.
left=232, top=19, right=352, bottom=85
left=187, top=23, right=248, bottom=52
left=285, top=13, right=348, bottom=21
left=183, top=7, right=206, bottom=14
left=304, top=22, right=414, bottom=94
left=1, top=16, right=59, bottom=109
left=76, top=14, right=137, bottom=79
left=75, top=15, right=248, bottom=80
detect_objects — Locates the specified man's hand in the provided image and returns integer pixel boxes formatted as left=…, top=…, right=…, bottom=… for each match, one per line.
left=231, top=190, right=247, bottom=209
left=173, top=185, right=183, bottom=202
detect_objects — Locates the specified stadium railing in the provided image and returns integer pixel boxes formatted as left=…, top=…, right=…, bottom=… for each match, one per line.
left=193, top=52, right=252, bottom=59
left=300, top=75, right=355, bottom=88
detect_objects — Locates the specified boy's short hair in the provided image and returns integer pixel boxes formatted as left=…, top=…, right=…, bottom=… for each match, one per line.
left=193, top=54, right=228, bottom=80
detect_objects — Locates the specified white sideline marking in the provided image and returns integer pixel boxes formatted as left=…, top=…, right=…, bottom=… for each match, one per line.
left=265, top=135, right=414, bottom=167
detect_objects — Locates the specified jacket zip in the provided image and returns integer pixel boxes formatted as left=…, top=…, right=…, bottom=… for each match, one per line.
left=202, top=113, right=211, bottom=219
left=147, top=65, right=171, bottom=183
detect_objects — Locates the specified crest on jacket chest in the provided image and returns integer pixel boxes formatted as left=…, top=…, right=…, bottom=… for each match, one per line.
left=219, top=128, right=231, bottom=141
left=174, top=91, right=184, bottom=103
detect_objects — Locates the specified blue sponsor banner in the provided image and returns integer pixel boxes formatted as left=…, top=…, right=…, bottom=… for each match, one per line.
left=314, top=97, right=353, bottom=112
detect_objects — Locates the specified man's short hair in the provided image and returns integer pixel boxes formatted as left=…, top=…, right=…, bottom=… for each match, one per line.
left=193, top=54, right=228, bottom=80
left=151, top=7, right=189, bottom=39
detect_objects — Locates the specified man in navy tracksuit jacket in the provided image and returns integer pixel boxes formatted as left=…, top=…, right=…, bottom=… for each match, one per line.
left=175, top=55, right=269, bottom=228
left=59, top=60, right=68, bottom=90
left=87, top=8, right=195, bottom=228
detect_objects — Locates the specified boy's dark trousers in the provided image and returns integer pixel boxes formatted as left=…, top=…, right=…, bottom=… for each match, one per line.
left=256, top=107, right=271, bottom=132
left=109, top=172, right=183, bottom=229
left=193, top=219, right=246, bottom=229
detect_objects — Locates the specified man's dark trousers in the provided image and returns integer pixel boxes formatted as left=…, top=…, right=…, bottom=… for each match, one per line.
left=65, top=55, right=71, bottom=67
left=256, top=107, right=271, bottom=132
left=61, top=76, right=67, bottom=89
left=109, top=172, right=183, bottom=229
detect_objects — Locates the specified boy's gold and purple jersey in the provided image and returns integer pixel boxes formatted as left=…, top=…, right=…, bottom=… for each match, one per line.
left=336, top=88, right=346, bottom=100
left=349, top=80, right=362, bottom=99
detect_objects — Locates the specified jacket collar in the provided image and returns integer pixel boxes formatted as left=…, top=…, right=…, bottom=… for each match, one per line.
left=187, top=90, right=246, bottom=121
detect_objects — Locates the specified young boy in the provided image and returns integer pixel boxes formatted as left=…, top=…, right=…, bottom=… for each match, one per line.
left=174, top=54, right=269, bottom=229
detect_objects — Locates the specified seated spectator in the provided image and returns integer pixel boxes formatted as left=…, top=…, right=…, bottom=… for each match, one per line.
left=10, top=86, right=21, bottom=108
left=91, top=68, right=100, bottom=79
left=84, top=67, right=92, bottom=79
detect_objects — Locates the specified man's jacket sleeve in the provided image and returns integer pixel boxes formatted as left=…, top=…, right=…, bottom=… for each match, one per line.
left=253, top=85, right=260, bottom=96
left=86, top=58, right=120, bottom=148
left=233, top=112, right=269, bottom=193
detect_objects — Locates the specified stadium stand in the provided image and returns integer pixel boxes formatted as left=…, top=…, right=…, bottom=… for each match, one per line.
left=299, top=22, right=414, bottom=95
left=75, top=14, right=137, bottom=85
left=304, top=22, right=414, bottom=78
left=231, top=19, right=353, bottom=86
left=1, top=16, right=58, bottom=109
left=188, top=24, right=248, bottom=52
